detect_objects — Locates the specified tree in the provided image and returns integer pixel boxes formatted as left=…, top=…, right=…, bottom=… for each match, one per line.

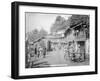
left=50, top=16, right=70, bottom=33
left=26, top=28, right=48, bottom=42
left=69, top=15, right=89, bottom=27
left=39, top=28, right=48, bottom=37
left=27, top=29, right=39, bottom=42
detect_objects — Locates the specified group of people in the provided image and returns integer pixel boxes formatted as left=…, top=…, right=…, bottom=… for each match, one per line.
left=27, top=40, right=86, bottom=68
left=63, top=41, right=85, bottom=62
left=27, top=43, right=47, bottom=66
left=50, top=40, right=85, bottom=62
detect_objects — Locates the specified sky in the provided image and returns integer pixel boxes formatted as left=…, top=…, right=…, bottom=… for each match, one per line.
left=25, top=12, right=71, bottom=34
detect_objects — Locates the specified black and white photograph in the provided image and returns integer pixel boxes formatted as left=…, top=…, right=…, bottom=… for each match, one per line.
left=25, top=13, right=90, bottom=68
left=11, top=2, right=97, bottom=79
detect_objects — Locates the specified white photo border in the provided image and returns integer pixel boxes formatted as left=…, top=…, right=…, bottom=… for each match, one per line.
left=19, top=5, right=96, bottom=76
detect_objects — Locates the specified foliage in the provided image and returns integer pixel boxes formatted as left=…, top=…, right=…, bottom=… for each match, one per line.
left=50, top=16, right=70, bottom=33
left=26, top=28, right=48, bottom=42
left=70, top=15, right=89, bottom=26
left=26, top=29, right=39, bottom=42
left=51, top=15, right=89, bottom=38
left=39, top=28, right=48, bottom=38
